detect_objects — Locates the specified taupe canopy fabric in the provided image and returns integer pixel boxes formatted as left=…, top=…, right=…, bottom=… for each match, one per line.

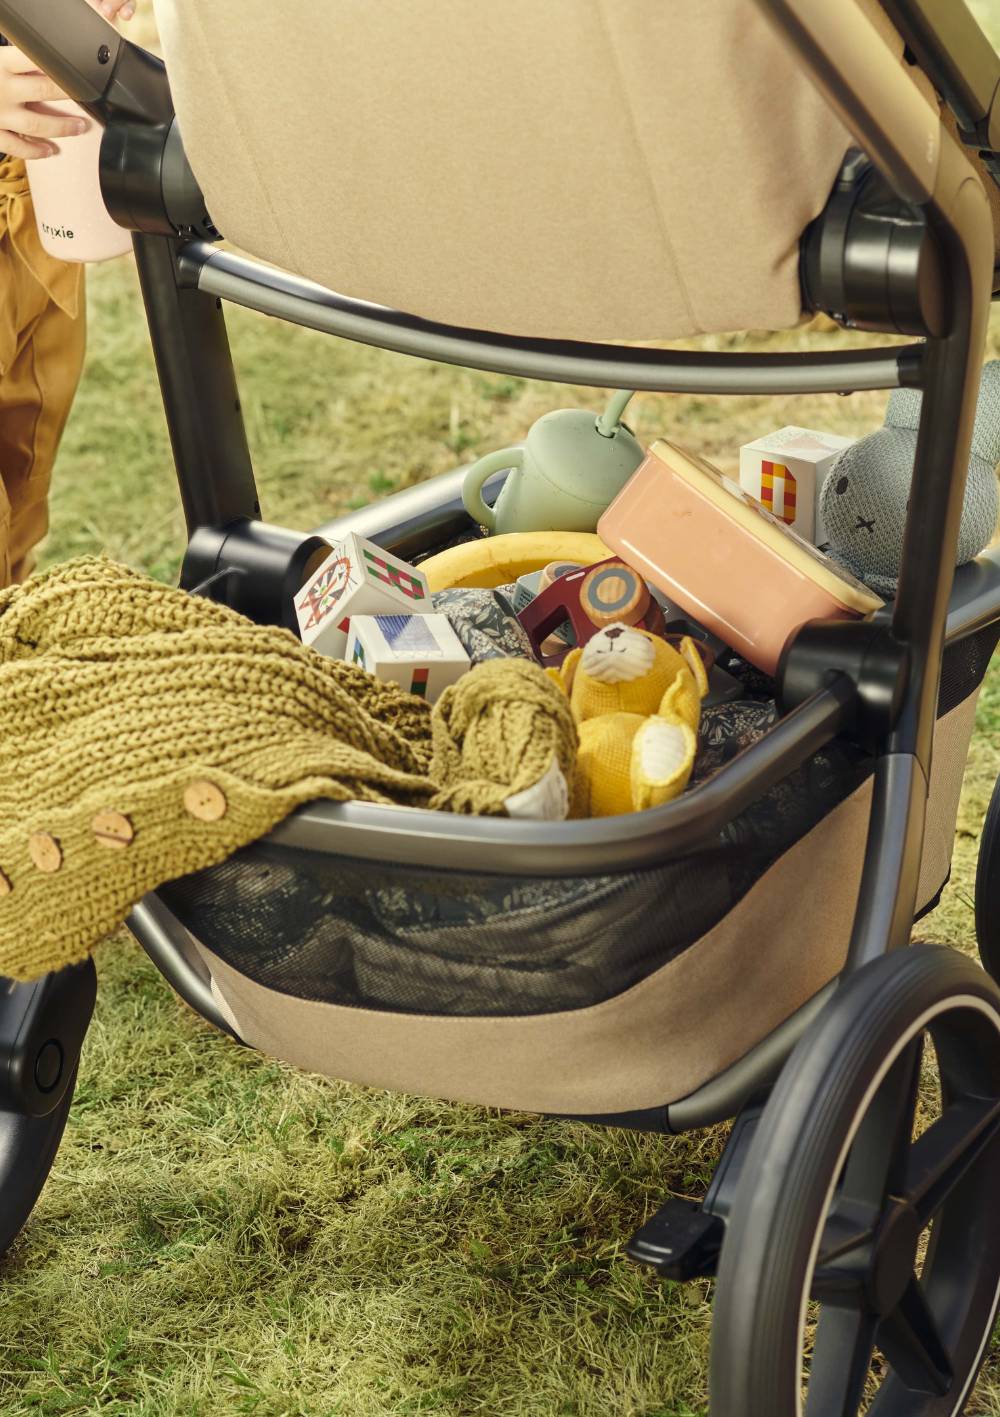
left=152, top=0, right=926, bottom=341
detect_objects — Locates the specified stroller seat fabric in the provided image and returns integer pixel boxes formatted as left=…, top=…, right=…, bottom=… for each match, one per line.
left=151, top=0, right=933, bottom=341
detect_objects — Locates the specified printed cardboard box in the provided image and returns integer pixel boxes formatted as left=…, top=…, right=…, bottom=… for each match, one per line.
left=295, top=533, right=430, bottom=658
left=738, top=425, right=855, bottom=545
left=347, top=612, right=470, bottom=701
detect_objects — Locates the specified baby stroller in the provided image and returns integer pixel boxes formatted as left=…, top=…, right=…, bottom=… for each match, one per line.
left=4, top=0, right=1000, bottom=1409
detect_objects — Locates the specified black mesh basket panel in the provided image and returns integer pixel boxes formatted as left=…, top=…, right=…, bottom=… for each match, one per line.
left=157, top=626, right=998, bottom=1019
left=160, top=737, right=871, bottom=1017
left=937, top=622, right=1000, bottom=717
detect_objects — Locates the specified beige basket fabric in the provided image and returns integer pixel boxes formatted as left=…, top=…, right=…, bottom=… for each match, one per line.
left=916, top=687, right=982, bottom=907
left=152, top=0, right=924, bottom=341
left=187, top=688, right=981, bottom=1118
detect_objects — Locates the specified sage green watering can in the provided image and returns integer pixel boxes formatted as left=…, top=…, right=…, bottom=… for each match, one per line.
left=462, top=391, right=643, bottom=535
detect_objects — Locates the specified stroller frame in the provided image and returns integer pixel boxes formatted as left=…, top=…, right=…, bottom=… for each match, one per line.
left=4, top=0, right=1000, bottom=1410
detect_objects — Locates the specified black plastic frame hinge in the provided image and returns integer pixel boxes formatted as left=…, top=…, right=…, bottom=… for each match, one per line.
left=778, top=619, right=911, bottom=751
left=0, top=961, right=96, bottom=1118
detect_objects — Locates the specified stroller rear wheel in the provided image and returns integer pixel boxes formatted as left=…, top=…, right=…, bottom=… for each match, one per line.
left=975, top=771, right=1000, bottom=981
left=0, top=1065, right=78, bottom=1257
left=710, top=945, right=1000, bottom=1416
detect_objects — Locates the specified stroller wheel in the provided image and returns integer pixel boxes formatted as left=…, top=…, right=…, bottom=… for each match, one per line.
left=975, top=772, right=1000, bottom=982
left=0, top=959, right=95, bottom=1259
left=0, top=1063, right=78, bottom=1258
left=710, top=945, right=1000, bottom=1417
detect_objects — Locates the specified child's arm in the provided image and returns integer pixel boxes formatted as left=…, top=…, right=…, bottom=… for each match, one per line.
left=0, top=46, right=89, bottom=160
left=98, top=2, right=137, bottom=19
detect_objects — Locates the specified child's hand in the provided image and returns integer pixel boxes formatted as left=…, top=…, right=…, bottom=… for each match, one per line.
left=98, top=1, right=137, bottom=18
left=0, top=47, right=89, bottom=160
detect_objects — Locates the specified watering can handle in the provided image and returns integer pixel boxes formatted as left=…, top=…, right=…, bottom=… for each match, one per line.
left=461, top=447, right=523, bottom=532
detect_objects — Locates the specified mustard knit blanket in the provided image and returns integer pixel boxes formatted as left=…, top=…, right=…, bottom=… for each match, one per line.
left=0, top=559, right=576, bottom=981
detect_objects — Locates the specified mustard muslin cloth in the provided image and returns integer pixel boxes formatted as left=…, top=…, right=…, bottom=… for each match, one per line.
left=0, top=156, right=85, bottom=586
left=0, top=558, right=576, bottom=980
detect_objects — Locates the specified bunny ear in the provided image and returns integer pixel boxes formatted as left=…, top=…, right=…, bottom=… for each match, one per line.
left=970, top=360, right=1000, bottom=466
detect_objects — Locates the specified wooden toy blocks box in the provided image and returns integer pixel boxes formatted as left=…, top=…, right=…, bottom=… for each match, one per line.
left=294, top=533, right=431, bottom=658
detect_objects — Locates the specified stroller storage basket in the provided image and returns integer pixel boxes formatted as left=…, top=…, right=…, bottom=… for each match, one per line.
left=155, top=470, right=1000, bottom=1118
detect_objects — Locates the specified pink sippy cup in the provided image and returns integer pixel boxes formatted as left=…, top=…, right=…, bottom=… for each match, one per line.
left=25, top=1, right=132, bottom=263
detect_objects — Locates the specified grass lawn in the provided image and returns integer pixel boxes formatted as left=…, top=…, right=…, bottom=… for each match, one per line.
left=2, top=5, right=1000, bottom=1414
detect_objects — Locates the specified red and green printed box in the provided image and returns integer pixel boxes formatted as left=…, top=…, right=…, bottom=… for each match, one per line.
left=294, top=532, right=430, bottom=659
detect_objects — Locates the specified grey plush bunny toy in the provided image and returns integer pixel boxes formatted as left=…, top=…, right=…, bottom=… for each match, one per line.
left=820, top=359, right=1000, bottom=597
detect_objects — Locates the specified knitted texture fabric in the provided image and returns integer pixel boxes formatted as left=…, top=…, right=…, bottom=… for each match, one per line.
left=0, top=558, right=575, bottom=981
left=430, top=658, right=577, bottom=815
left=820, top=359, right=1000, bottom=596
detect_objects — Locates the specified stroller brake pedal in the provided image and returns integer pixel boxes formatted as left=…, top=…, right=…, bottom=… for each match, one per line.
left=626, top=1199, right=724, bottom=1281
left=627, top=1098, right=767, bottom=1280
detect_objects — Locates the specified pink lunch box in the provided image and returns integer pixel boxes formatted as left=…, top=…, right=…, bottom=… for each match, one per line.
left=598, top=439, right=883, bottom=676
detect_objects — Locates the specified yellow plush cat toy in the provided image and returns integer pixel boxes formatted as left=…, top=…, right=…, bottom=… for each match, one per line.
left=548, top=624, right=708, bottom=817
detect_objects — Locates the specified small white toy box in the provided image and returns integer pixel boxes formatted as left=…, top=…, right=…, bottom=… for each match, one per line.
left=294, top=532, right=430, bottom=658
left=347, top=613, right=470, bottom=701
left=738, top=425, right=855, bottom=545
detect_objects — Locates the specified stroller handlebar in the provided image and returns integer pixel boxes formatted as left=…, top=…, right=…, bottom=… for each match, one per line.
left=0, top=0, right=172, bottom=126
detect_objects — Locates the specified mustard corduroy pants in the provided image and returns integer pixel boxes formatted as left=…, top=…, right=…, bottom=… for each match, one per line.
left=0, top=156, right=85, bottom=587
